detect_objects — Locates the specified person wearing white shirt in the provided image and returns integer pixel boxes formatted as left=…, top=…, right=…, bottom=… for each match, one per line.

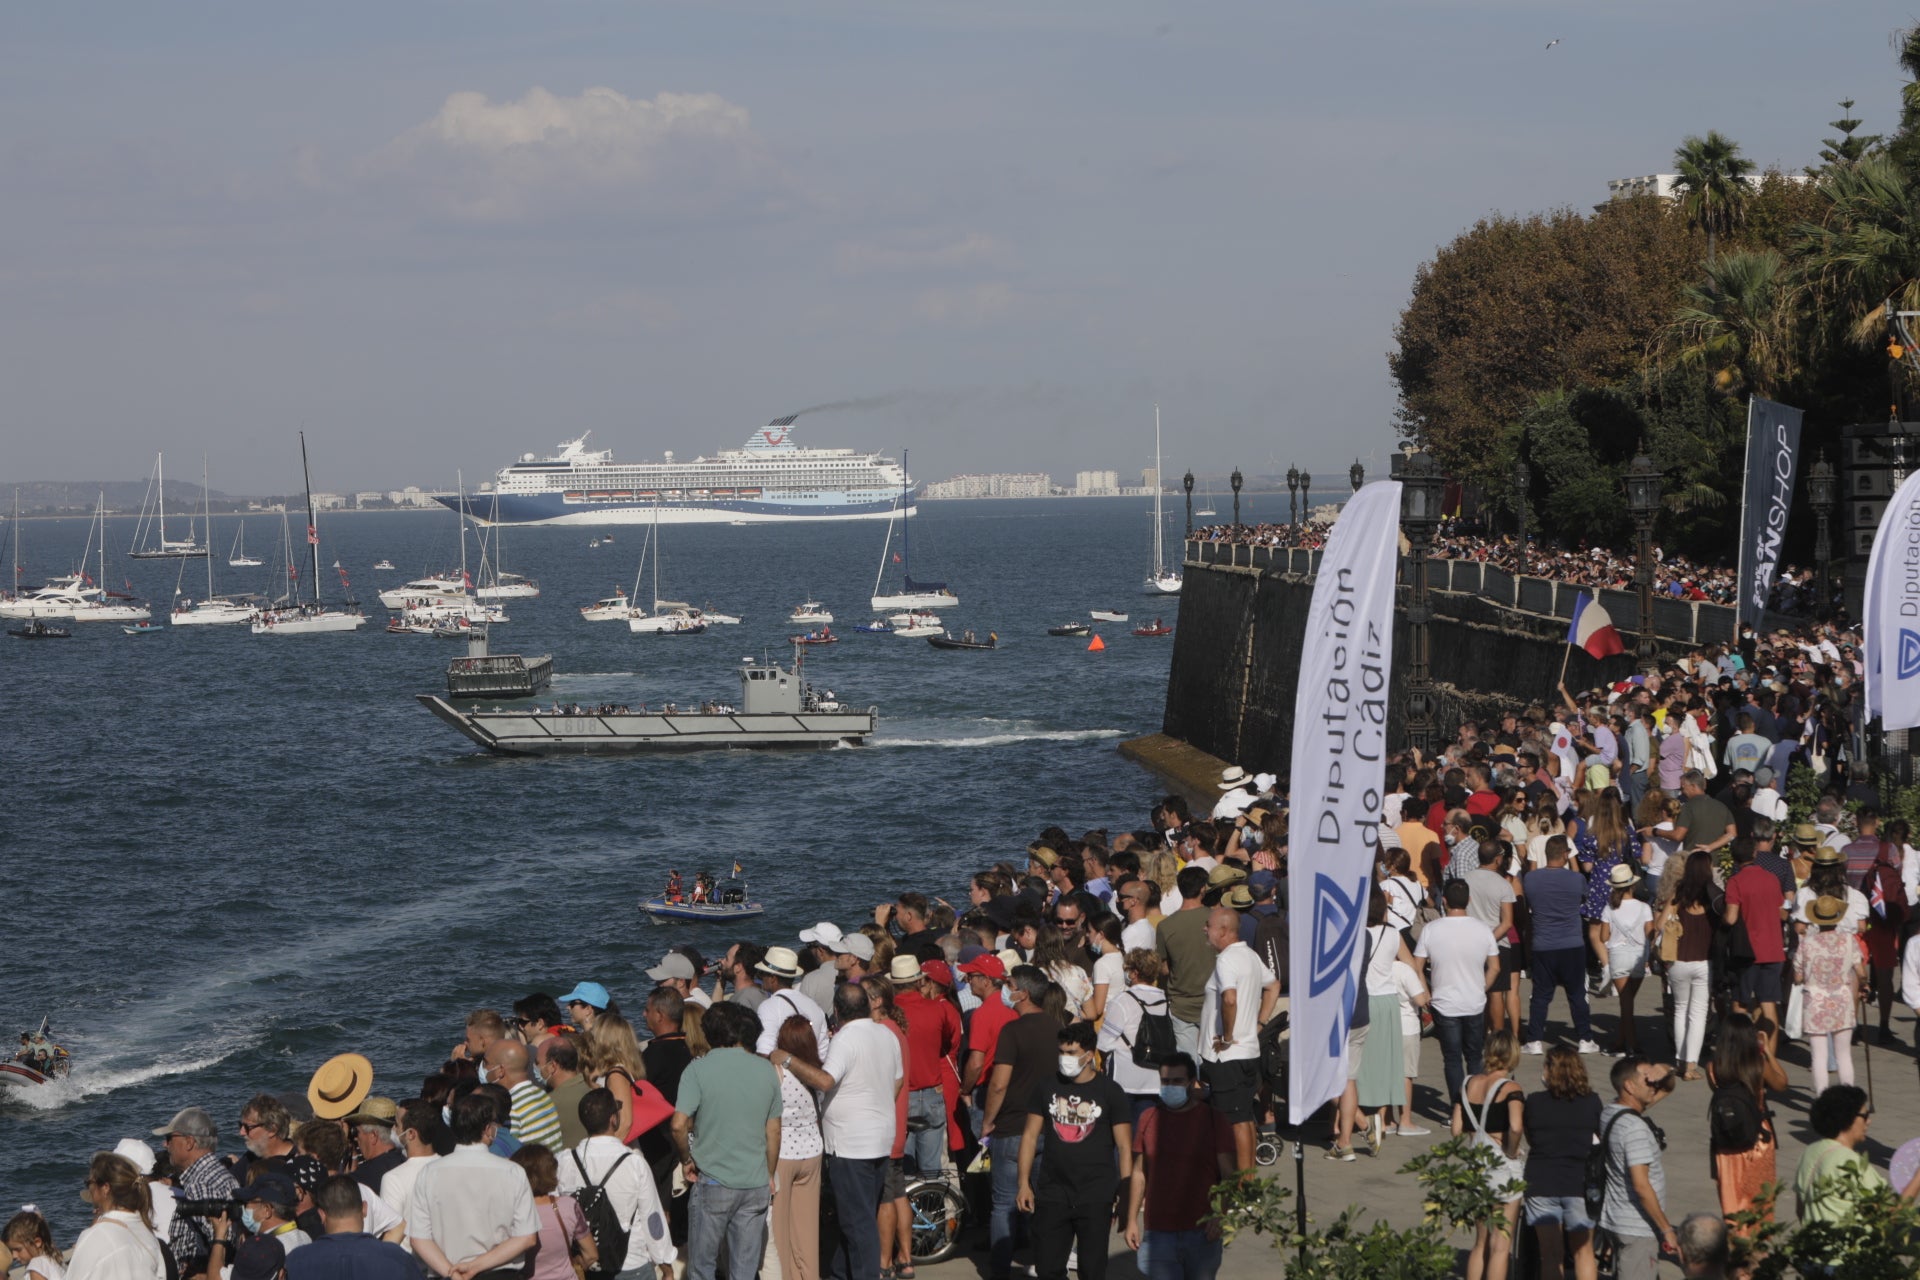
left=1389, top=960, right=1433, bottom=1137
left=1096, top=954, right=1175, bottom=1120
left=407, top=1095, right=540, bottom=1280
left=771, top=984, right=903, bottom=1280
left=1413, top=880, right=1500, bottom=1109
left=68, top=1155, right=166, bottom=1280
left=557, top=1093, right=676, bottom=1280
left=1198, top=907, right=1278, bottom=1169
left=751, top=949, right=831, bottom=1055
left=1117, top=883, right=1158, bottom=955
left=378, top=1101, right=443, bottom=1253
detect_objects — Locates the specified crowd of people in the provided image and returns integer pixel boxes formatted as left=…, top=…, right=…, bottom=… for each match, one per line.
left=19, top=611, right=1919, bottom=1280
left=1189, top=518, right=1835, bottom=617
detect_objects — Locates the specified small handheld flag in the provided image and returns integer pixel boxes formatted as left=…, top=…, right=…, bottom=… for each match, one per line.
left=1567, top=593, right=1625, bottom=660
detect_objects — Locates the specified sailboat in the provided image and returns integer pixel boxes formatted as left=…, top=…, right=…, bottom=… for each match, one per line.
left=870, top=449, right=957, bottom=611
left=71, top=495, right=151, bottom=622
left=1143, top=405, right=1183, bottom=595
left=249, top=433, right=368, bottom=635
left=228, top=522, right=262, bottom=567
left=392, top=475, right=508, bottom=625
left=630, top=500, right=704, bottom=633
left=0, top=490, right=98, bottom=620
left=1195, top=481, right=1218, bottom=519
left=172, top=459, right=254, bottom=626
left=474, top=496, right=540, bottom=600
left=128, top=453, right=208, bottom=559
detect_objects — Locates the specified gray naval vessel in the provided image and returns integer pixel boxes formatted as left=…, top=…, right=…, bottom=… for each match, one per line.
left=417, top=654, right=874, bottom=755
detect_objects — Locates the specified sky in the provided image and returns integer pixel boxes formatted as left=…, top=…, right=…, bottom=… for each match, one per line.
left=1, top=1, right=1915, bottom=493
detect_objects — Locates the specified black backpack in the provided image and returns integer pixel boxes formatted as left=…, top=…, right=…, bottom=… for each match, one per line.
left=1257, top=1008, right=1289, bottom=1094
left=1125, top=991, right=1179, bottom=1070
left=572, top=1149, right=634, bottom=1280
left=1586, top=1110, right=1633, bottom=1218
left=1709, top=1085, right=1764, bottom=1154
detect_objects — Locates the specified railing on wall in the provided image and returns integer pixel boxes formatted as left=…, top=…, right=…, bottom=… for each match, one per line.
left=1185, top=539, right=1740, bottom=648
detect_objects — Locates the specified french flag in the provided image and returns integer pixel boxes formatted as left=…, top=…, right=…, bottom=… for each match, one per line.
left=1568, top=593, right=1625, bottom=660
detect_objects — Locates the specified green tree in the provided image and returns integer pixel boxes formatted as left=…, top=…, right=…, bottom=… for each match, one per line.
left=1811, top=99, right=1881, bottom=172
left=1796, top=153, right=1920, bottom=347
left=1673, top=130, right=1755, bottom=262
left=1662, top=249, right=1797, bottom=398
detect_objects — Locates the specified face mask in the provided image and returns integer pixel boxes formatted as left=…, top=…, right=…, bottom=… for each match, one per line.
left=240, top=1208, right=261, bottom=1234
left=441, top=1105, right=452, bottom=1126
left=477, top=1063, right=492, bottom=1085
left=1057, top=1053, right=1083, bottom=1077
left=1001, top=988, right=1016, bottom=1009
left=391, top=1128, right=406, bottom=1149
left=1158, top=1085, right=1190, bottom=1108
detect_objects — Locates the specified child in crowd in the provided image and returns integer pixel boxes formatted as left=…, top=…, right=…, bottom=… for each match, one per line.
left=5, top=1210, right=65, bottom=1280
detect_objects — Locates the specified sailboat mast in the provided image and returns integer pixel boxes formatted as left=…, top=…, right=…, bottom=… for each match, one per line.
left=300, top=431, right=320, bottom=604
left=901, top=448, right=910, bottom=576
left=157, top=453, right=168, bottom=546
left=1152, top=405, right=1164, bottom=575
left=97, top=492, right=107, bottom=594
left=202, top=457, right=215, bottom=597
left=651, top=498, right=661, bottom=609
left=458, top=471, right=468, bottom=591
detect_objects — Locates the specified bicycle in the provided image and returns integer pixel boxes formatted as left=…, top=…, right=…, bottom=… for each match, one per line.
left=904, top=1166, right=969, bottom=1265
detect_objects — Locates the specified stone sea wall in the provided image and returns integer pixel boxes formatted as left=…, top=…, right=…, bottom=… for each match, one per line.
left=1157, top=560, right=1667, bottom=777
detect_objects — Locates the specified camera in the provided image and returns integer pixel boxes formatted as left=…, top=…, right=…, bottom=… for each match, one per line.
left=171, top=1200, right=233, bottom=1218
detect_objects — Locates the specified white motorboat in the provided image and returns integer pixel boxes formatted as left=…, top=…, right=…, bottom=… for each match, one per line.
left=581, top=590, right=635, bottom=621
left=1143, top=405, right=1183, bottom=595
left=894, top=623, right=942, bottom=638
left=373, top=559, right=396, bottom=570
left=889, top=610, right=942, bottom=628
left=630, top=605, right=702, bottom=634
left=1090, top=609, right=1129, bottom=622
left=476, top=571, right=540, bottom=601
left=789, top=601, right=833, bottom=625
left=69, top=495, right=151, bottom=623
left=378, top=576, right=467, bottom=610
left=695, top=606, right=743, bottom=625
left=250, top=434, right=367, bottom=636
left=870, top=448, right=958, bottom=610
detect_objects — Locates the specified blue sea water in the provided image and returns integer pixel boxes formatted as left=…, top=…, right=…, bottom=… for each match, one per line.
left=0, top=498, right=1182, bottom=1212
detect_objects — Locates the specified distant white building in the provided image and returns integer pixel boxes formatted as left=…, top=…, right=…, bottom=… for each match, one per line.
left=386, top=486, right=440, bottom=508
left=310, top=492, right=346, bottom=510
left=353, top=491, right=384, bottom=508
left=1074, top=470, right=1120, bottom=496
left=923, top=472, right=1053, bottom=499
left=1605, top=172, right=1809, bottom=201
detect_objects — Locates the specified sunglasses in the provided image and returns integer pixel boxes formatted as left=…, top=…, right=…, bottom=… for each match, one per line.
left=1051, top=917, right=1082, bottom=928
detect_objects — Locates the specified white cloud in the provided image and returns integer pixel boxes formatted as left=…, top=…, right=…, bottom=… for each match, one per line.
left=368, top=86, right=765, bottom=221
left=836, top=231, right=1007, bottom=274
left=913, top=281, right=1014, bottom=324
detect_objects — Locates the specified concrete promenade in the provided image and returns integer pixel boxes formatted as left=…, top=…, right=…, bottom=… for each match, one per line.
left=923, top=1001, right=1920, bottom=1278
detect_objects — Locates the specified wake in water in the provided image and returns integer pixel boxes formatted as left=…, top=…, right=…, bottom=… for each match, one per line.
left=6, top=1051, right=237, bottom=1112
left=882, top=727, right=1125, bottom=749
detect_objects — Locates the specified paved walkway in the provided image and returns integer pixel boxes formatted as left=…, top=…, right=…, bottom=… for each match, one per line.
left=923, top=999, right=1920, bottom=1278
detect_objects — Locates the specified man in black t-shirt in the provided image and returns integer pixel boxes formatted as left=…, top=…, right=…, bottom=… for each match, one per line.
left=983, top=967, right=1062, bottom=1280
left=1016, top=1020, right=1134, bottom=1280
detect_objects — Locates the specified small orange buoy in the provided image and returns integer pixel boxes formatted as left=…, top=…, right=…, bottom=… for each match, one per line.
left=1088, top=634, right=1105, bottom=652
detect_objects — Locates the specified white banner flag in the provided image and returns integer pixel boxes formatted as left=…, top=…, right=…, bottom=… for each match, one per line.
left=1287, top=478, right=1400, bottom=1125
left=1864, top=469, right=1920, bottom=726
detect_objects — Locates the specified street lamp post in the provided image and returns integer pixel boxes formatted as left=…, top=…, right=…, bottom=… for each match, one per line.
left=1349, top=458, right=1364, bottom=493
left=1299, top=471, right=1313, bottom=526
left=1286, top=466, right=1300, bottom=528
left=1808, top=452, right=1836, bottom=619
left=1624, top=451, right=1664, bottom=674
left=1395, top=451, right=1444, bottom=755
left=1511, top=458, right=1530, bottom=575
left=1230, top=468, right=1244, bottom=532
left=1183, top=470, right=1195, bottom=538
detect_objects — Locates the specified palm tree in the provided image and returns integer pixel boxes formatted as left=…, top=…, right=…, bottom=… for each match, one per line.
left=1672, top=131, right=1754, bottom=261
left=1899, top=24, right=1920, bottom=124
left=1663, top=250, right=1795, bottom=398
left=1796, top=153, right=1920, bottom=347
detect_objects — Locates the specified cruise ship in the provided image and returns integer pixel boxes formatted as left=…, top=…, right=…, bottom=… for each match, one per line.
left=443, top=417, right=914, bottom=526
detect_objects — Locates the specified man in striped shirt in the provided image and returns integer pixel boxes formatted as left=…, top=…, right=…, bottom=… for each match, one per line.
left=485, top=1040, right=564, bottom=1152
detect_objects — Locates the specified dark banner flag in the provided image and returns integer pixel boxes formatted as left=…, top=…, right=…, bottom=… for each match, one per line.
left=1735, top=396, right=1804, bottom=628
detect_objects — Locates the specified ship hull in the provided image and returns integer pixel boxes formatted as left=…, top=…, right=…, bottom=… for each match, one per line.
left=440, top=492, right=913, bottom=527
left=418, top=695, right=875, bottom=754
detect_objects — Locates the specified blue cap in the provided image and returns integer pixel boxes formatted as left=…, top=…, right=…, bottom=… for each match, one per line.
left=558, top=981, right=611, bottom=1010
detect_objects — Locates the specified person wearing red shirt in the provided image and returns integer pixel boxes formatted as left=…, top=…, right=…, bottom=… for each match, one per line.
left=1722, top=838, right=1788, bottom=1044
left=1124, top=1054, right=1235, bottom=1280
left=960, top=954, right=1017, bottom=1093
left=894, top=956, right=963, bottom=1177
left=1464, top=764, right=1501, bottom=820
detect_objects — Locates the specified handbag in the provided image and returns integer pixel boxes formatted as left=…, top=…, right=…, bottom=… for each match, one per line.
left=1466, top=1076, right=1526, bottom=1196
left=1784, top=984, right=1804, bottom=1041
left=1658, top=913, right=1683, bottom=964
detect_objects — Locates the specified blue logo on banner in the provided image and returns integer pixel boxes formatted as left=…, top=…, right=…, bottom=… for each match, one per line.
left=1308, top=873, right=1367, bottom=1055
left=1901, top=630, right=1920, bottom=681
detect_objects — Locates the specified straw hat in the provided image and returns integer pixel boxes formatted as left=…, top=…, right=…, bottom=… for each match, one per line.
left=1808, top=895, right=1848, bottom=926
left=755, top=946, right=804, bottom=980
left=888, top=955, right=924, bottom=985
left=307, top=1054, right=374, bottom=1121
left=1607, top=863, right=1641, bottom=889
